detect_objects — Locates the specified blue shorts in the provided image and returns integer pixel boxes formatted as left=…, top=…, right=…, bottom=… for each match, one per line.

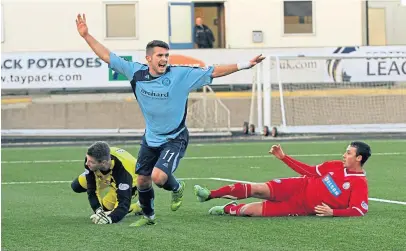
left=135, top=129, right=189, bottom=176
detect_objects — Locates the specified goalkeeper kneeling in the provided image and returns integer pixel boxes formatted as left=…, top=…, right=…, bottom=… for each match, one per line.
left=71, top=141, right=142, bottom=224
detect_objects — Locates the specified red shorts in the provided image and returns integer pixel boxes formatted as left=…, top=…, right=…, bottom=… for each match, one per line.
left=262, top=177, right=311, bottom=217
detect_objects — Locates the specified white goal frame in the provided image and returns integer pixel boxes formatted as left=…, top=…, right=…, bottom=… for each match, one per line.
left=252, top=54, right=406, bottom=134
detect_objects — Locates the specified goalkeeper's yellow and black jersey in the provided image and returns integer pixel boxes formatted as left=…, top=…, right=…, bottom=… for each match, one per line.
left=84, top=147, right=137, bottom=223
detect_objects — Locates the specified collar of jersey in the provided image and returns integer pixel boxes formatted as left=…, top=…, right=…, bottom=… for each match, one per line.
left=147, top=66, right=171, bottom=80
left=344, top=168, right=366, bottom=177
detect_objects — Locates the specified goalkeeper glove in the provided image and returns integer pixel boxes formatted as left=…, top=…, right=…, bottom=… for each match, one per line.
left=90, top=207, right=112, bottom=224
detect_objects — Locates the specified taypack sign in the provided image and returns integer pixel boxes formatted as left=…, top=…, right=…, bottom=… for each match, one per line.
left=0, top=52, right=212, bottom=89
left=2, top=46, right=406, bottom=89
left=1, top=52, right=114, bottom=89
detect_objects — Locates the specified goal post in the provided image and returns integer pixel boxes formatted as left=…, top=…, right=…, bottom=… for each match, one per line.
left=256, top=53, right=406, bottom=134
left=186, top=85, right=232, bottom=133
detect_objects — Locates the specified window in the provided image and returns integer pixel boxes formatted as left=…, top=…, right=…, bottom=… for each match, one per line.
left=105, top=3, right=137, bottom=38
left=284, top=1, right=313, bottom=34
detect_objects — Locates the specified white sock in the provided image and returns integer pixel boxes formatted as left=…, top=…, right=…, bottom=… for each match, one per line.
left=174, top=182, right=182, bottom=192
left=146, top=214, right=155, bottom=220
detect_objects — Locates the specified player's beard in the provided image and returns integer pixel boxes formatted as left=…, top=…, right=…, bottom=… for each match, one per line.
left=151, top=64, right=166, bottom=76
left=157, top=62, right=167, bottom=74
left=158, top=66, right=166, bottom=74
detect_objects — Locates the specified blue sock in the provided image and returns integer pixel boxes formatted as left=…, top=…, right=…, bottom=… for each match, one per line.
left=138, top=186, right=155, bottom=217
left=162, top=175, right=180, bottom=192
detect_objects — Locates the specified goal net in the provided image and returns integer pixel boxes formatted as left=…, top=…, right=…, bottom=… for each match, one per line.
left=187, top=85, right=232, bottom=134
left=252, top=53, right=406, bottom=134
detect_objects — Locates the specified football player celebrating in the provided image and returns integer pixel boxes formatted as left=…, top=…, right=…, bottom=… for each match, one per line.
left=71, top=141, right=142, bottom=224
left=76, top=13, right=264, bottom=226
left=194, top=141, right=371, bottom=217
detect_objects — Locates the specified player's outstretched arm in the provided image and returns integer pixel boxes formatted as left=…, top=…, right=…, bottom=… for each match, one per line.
left=211, top=54, right=265, bottom=78
left=269, top=144, right=319, bottom=177
left=76, top=14, right=111, bottom=64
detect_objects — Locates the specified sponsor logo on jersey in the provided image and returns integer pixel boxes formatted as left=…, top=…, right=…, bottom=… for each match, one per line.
left=273, top=179, right=282, bottom=183
left=322, top=174, right=342, bottom=197
left=342, top=182, right=350, bottom=190
left=140, top=88, right=169, bottom=98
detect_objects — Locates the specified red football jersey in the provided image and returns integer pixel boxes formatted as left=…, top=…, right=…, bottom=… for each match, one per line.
left=282, top=156, right=369, bottom=217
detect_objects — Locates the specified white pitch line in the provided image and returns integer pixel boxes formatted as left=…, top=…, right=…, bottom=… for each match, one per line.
left=2, top=151, right=405, bottom=164
left=2, top=160, right=83, bottom=164
left=4, top=139, right=406, bottom=151
left=0, top=178, right=209, bottom=185
left=2, top=177, right=405, bottom=206
left=2, top=180, right=71, bottom=185
left=368, top=198, right=406, bottom=205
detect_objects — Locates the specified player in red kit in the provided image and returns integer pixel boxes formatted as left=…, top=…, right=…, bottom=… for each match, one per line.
left=194, top=141, right=371, bottom=217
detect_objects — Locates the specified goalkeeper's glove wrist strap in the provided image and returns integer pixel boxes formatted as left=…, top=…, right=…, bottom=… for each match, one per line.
left=95, top=207, right=104, bottom=214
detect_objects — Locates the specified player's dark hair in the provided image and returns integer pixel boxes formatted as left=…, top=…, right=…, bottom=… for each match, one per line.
left=350, top=141, right=371, bottom=166
left=87, top=141, right=111, bottom=162
left=146, top=40, right=169, bottom=55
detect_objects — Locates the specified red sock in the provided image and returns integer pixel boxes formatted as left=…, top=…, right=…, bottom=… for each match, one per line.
left=210, top=183, right=252, bottom=199
left=224, top=204, right=246, bottom=215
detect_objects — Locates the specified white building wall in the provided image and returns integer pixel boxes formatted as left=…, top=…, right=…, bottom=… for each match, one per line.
left=1, top=0, right=364, bottom=52
left=226, top=0, right=363, bottom=48
left=368, top=0, right=406, bottom=45
left=1, top=0, right=168, bottom=52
